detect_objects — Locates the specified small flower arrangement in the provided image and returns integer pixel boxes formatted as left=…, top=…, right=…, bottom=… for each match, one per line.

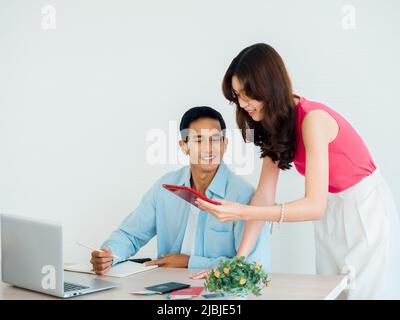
left=204, top=256, right=270, bottom=298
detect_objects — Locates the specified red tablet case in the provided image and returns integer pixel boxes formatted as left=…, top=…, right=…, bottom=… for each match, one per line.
left=162, top=184, right=221, bottom=207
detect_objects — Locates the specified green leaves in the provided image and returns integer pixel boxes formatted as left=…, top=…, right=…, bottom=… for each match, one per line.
left=204, top=256, right=270, bottom=297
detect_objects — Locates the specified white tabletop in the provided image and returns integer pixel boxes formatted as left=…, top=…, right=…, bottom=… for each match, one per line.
left=0, top=265, right=347, bottom=300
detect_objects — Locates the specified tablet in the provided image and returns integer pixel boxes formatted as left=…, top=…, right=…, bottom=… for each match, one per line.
left=162, top=184, right=221, bottom=207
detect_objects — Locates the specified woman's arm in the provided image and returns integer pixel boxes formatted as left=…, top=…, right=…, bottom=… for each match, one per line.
left=236, top=156, right=280, bottom=258
left=196, top=109, right=339, bottom=223
left=244, top=109, right=338, bottom=221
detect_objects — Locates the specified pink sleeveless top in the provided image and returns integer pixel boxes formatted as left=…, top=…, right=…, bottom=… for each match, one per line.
left=293, top=96, right=376, bottom=193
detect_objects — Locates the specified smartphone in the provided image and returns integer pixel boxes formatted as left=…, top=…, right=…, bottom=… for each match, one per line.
left=128, top=258, right=152, bottom=264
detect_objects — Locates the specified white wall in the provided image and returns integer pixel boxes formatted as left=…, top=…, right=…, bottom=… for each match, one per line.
left=1, top=0, right=399, bottom=274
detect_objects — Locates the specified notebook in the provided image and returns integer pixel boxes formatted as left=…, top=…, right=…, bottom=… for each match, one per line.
left=64, top=260, right=158, bottom=278
left=144, top=282, right=190, bottom=294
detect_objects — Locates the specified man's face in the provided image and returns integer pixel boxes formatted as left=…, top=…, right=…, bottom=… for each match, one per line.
left=180, top=117, right=227, bottom=173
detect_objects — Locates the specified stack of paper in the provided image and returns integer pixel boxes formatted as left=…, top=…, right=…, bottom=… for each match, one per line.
left=64, top=260, right=158, bottom=278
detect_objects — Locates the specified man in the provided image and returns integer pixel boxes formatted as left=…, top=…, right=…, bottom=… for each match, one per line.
left=90, top=106, right=271, bottom=275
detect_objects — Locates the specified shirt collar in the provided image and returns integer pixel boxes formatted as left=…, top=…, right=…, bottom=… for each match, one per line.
left=178, top=161, right=228, bottom=199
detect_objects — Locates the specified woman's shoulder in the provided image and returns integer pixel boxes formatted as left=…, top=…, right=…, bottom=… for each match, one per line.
left=297, top=96, right=332, bottom=114
left=297, top=97, right=340, bottom=143
left=296, top=96, right=343, bottom=126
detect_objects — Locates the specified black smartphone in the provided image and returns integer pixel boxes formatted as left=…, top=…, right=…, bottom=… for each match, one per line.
left=128, top=258, right=152, bottom=264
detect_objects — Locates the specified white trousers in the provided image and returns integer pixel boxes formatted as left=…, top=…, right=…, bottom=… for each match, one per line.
left=314, top=168, right=400, bottom=299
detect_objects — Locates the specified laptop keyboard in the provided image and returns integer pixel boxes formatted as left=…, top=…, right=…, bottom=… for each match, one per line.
left=64, top=282, right=90, bottom=292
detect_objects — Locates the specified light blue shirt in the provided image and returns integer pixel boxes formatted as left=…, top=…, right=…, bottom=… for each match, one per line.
left=102, top=162, right=271, bottom=270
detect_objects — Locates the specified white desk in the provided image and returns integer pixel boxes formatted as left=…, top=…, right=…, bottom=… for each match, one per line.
left=0, top=265, right=347, bottom=300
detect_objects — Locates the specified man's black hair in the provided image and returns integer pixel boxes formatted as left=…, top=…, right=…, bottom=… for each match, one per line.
left=179, top=106, right=226, bottom=141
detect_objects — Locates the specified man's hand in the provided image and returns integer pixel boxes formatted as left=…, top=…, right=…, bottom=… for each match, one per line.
left=90, top=246, right=113, bottom=275
left=144, top=253, right=190, bottom=268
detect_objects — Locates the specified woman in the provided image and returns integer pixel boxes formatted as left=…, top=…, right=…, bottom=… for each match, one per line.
left=194, top=43, right=400, bottom=299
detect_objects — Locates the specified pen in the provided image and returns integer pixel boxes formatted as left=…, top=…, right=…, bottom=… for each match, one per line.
left=76, top=241, right=122, bottom=260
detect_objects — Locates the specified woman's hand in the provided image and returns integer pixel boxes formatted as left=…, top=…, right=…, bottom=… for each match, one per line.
left=195, top=198, right=248, bottom=222
left=189, top=269, right=210, bottom=280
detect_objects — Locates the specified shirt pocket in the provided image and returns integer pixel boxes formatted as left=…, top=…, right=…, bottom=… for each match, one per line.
left=207, top=217, right=233, bottom=232
left=205, top=228, right=235, bottom=258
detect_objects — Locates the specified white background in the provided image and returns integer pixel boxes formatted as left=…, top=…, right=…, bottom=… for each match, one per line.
left=1, top=0, right=399, bottom=274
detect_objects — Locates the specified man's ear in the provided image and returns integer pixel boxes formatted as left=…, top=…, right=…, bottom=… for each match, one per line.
left=179, top=140, right=189, bottom=155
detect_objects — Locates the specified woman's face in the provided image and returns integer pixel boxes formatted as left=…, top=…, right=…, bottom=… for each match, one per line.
left=231, top=76, right=264, bottom=122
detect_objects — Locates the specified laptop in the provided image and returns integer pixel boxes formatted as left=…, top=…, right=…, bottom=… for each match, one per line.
left=1, top=214, right=118, bottom=298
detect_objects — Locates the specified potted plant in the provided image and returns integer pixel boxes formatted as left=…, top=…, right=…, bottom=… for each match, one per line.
left=204, top=256, right=270, bottom=299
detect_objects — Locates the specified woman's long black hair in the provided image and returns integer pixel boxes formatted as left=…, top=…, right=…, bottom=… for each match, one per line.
left=222, top=43, right=297, bottom=170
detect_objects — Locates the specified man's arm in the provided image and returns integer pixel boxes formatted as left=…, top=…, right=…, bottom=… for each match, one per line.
left=100, top=181, right=159, bottom=265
